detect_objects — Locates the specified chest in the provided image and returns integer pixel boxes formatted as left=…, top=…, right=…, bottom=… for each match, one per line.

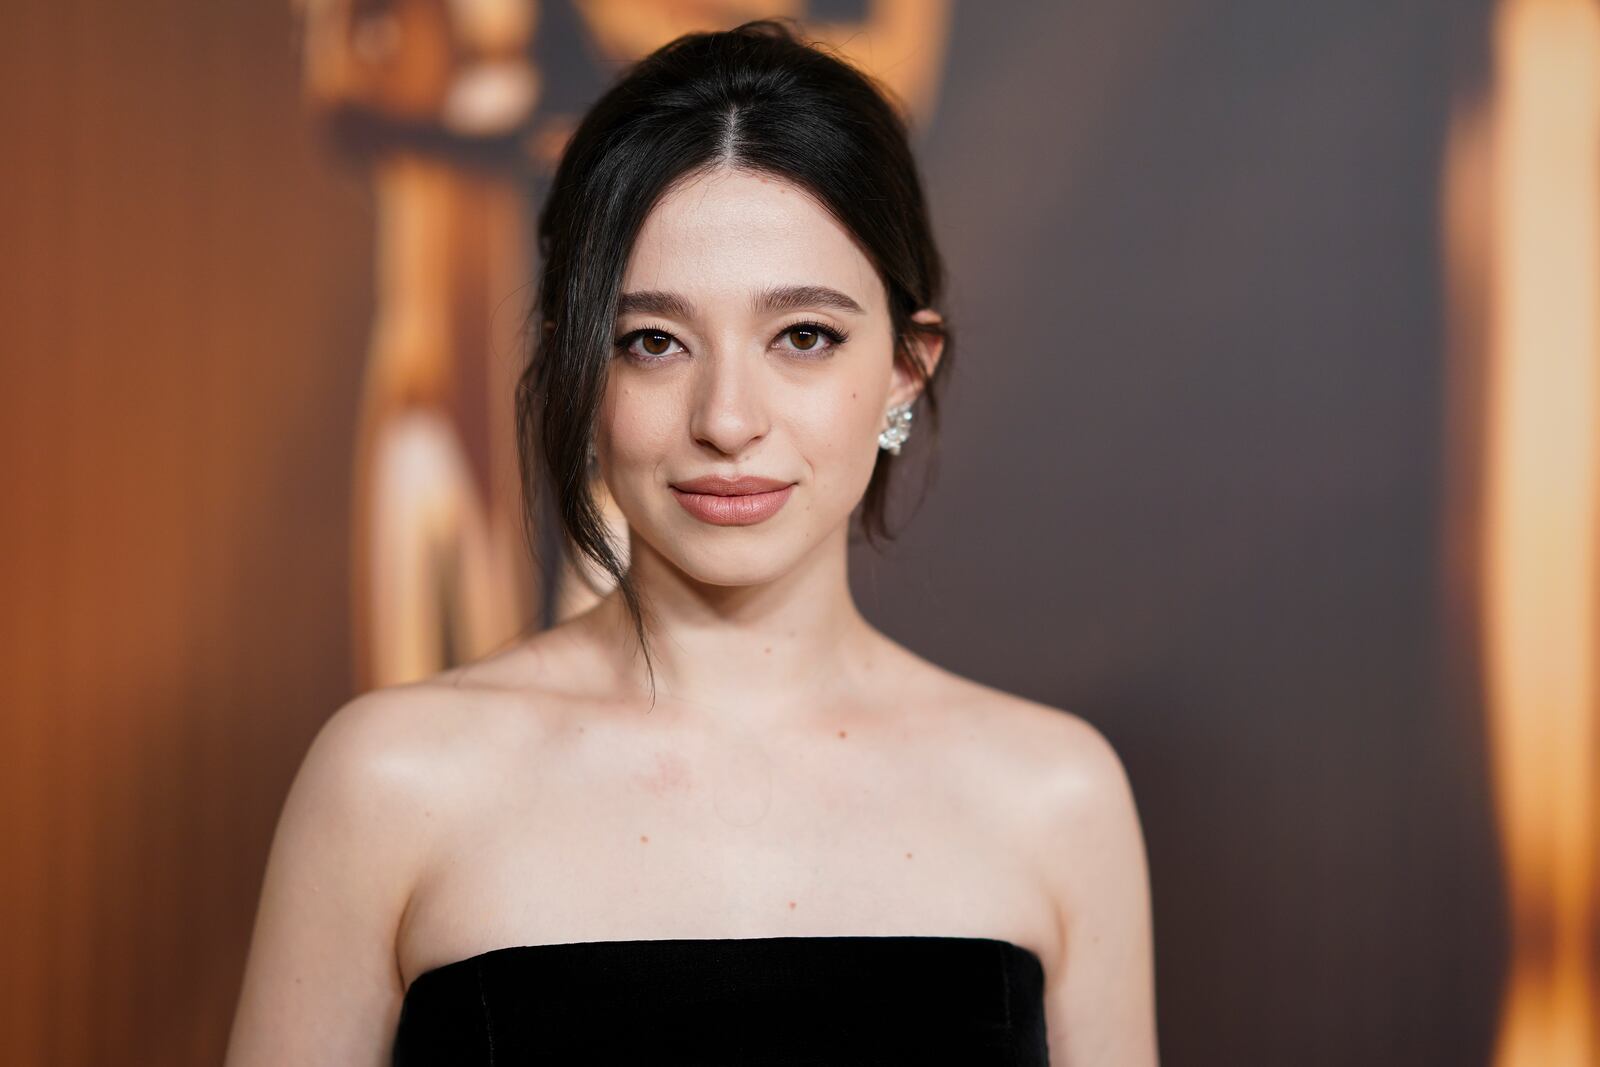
left=396, top=728, right=1059, bottom=986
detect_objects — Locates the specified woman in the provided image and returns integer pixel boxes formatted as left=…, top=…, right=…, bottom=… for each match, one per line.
left=226, top=19, right=1158, bottom=1066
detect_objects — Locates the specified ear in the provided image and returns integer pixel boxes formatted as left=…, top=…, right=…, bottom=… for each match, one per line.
left=888, top=308, right=946, bottom=410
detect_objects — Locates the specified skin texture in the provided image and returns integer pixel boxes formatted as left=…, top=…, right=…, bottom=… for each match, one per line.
left=224, top=167, right=1159, bottom=1066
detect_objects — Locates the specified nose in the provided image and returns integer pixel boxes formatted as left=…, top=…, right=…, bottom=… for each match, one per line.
left=688, top=343, right=771, bottom=456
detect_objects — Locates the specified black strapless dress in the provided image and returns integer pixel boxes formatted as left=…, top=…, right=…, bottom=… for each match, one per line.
left=392, top=934, right=1049, bottom=1065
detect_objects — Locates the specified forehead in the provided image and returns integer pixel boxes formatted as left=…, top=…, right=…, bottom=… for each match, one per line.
left=620, top=167, right=886, bottom=316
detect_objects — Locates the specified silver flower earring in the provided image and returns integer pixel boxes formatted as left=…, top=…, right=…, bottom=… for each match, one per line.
left=878, top=402, right=914, bottom=455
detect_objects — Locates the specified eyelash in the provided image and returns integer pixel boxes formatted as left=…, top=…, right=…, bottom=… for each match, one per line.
left=612, top=321, right=850, bottom=363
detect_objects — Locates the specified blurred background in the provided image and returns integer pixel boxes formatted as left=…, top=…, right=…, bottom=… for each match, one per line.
left=2, top=0, right=1596, bottom=1063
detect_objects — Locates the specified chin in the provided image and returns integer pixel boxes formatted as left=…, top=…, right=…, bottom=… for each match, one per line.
left=665, top=537, right=806, bottom=587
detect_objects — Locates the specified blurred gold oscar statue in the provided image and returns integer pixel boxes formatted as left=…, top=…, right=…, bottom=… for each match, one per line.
left=1444, top=1, right=1600, bottom=1063
left=295, top=0, right=544, bottom=690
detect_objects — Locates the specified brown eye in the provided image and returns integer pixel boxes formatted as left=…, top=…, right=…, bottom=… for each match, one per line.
left=776, top=322, right=847, bottom=356
left=615, top=329, right=684, bottom=361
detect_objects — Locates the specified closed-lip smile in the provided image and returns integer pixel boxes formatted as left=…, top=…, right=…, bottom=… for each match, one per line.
left=669, top=474, right=797, bottom=526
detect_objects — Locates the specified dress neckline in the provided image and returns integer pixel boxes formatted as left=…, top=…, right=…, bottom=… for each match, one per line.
left=404, top=934, right=1044, bottom=995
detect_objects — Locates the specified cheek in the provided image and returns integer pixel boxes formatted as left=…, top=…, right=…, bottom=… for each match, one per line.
left=603, top=383, right=673, bottom=466
left=798, top=379, right=887, bottom=485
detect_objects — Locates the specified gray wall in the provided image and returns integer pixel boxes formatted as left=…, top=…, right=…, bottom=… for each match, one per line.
left=854, top=2, right=1504, bottom=1063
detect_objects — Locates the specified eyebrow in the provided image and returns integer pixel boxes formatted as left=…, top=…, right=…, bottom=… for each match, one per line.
left=615, top=284, right=866, bottom=319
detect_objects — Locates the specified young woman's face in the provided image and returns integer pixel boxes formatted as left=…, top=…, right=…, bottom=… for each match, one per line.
left=596, top=166, right=938, bottom=587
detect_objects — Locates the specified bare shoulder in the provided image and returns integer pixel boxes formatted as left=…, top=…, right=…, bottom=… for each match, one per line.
left=317, top=674, right=531, bottom=787
left=962, top=671, right=1139, bottom=848
left=904, top=667, right=1159, bottom=1065
left=305, top=661, right=579, bottom=846
left=303, top=654, right=590, bottom=896
left=890, top=651, right=1150, bottom=902
left=890, top=645, right=1132, bottom=806
left=224, top=675, right=546, bottom=1065
left=286, top=681, right=496, bottom=836
left=271, top=678, right=504, bottom=898
left=308, top=681, right=474, bottom=783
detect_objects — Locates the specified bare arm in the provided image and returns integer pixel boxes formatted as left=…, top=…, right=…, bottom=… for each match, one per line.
left=224, top=690, right=436, bottom=1066
left=1039, top=718, right=1160, bottom=1067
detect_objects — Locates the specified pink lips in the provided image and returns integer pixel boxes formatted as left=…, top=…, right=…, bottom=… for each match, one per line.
left=669, top=474, right=797, bottom=527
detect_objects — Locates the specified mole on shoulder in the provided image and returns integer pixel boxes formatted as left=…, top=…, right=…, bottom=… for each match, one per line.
left=837, top=729, right=847, bottom=739
left=639, top=834, right=649, bottom=843
left=905, top=852, right=914, bottom=859
left=788, top=900, right=797, bottom=909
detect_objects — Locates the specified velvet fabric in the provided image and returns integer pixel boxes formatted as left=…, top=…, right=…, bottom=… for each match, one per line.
left=392, top=934, right=1049, bottom=1065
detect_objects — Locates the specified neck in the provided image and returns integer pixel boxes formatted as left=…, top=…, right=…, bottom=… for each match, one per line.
left=579, top=525, right=880, bottom=722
